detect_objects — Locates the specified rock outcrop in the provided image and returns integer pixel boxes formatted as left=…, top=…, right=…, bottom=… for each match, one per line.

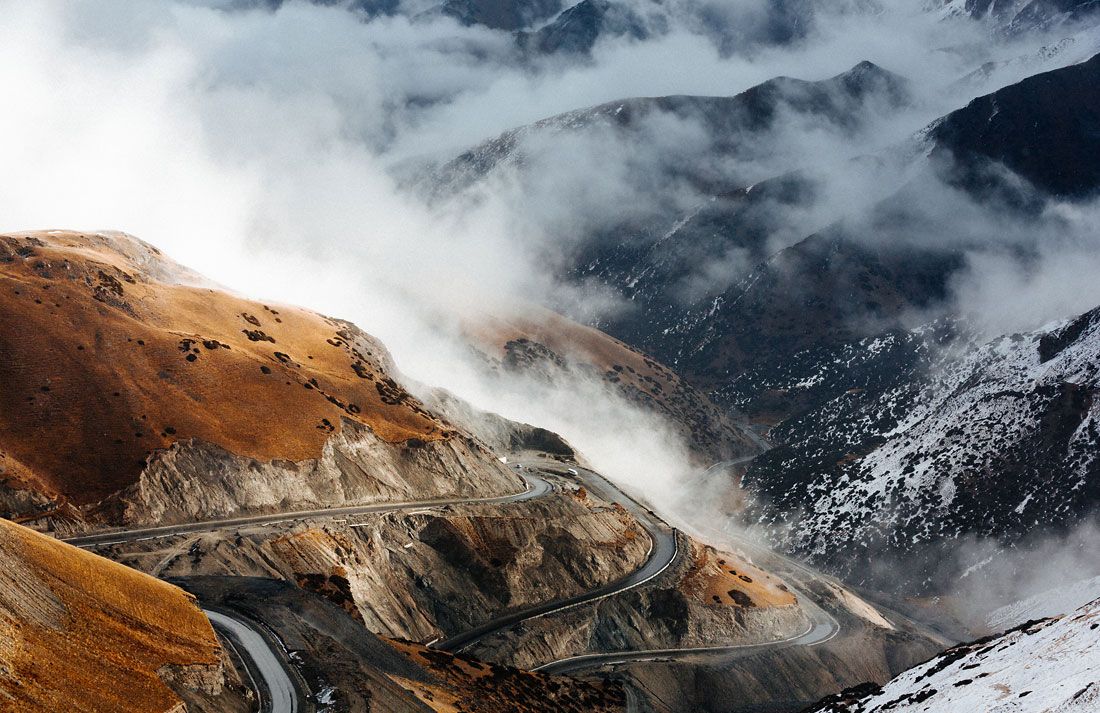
left=107, top=485, right=651, bottom=644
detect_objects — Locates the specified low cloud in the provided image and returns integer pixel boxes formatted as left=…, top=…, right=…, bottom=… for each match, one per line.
left=0, top=0, right=1096, bottom=535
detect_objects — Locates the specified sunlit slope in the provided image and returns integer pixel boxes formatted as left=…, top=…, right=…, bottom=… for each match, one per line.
left=466, top=304, right=759, bottom=461
left=0, top=230, right=448, bottom=511
left=0, top=516, right=226, bottom=711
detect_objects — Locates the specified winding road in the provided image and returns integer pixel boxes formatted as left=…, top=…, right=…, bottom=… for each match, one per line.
left=63, top=473, right=551, bottom=548
left=205, top=609, right=300, bottom=713
left=434, top=462, right=678, bottom=653
left=530, top=456, right=843, bottom=676
left=535, top=614, right=837, bottom=675
left=67, top=453, right=847, bottom=712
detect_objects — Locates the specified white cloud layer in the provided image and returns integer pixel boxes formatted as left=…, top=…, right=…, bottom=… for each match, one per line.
left=1, top=0, right=1098, bottom=544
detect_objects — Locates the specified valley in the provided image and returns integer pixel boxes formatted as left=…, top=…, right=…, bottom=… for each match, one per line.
left=2, top=1, right=1100, bottom=711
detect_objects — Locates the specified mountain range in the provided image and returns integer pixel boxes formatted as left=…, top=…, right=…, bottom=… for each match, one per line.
left=2, top=1, right=1099, bottom=712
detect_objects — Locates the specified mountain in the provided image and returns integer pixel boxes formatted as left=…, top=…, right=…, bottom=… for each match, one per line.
left=460, top=53, right=1100, bottom=595
left=0, top=517, right=246, bottom=712
left=424, top=0, right=564, bottom=30
left=463, top=305, right=761, bottom=462
left=580, top=52, right=1099, bottom=415
left=805, top=597, right=1100, bottom=712
left=515, top=0, right=652, bottom=54
left=929, top=51, right=1100, bottom=199
left=938, top=0, right=1100, bottom=35
left=426, top=60, right=910, bottom=198
left=742, top=306, right=1100, bottom=591
left=0, top=230, right=519, bottom=531
left=0, top=231, right=942, bottom=713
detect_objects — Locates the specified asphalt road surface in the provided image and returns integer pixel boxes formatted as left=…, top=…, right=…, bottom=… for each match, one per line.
left=205, top=609, right=300, bottom=713
left=530, top=456, right=845, bottom=676
left=434, top=461, right=679, bottom=653
left=63, top=473, right=551, bottom=548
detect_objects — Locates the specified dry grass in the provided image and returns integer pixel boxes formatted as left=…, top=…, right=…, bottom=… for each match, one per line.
left=0, top=231, right=447, bottom=511
left=680, top=540, right=798, bottom=609
left=0, top=517, right=221, bottom=711
left=466, top=304, right=676, bottom=388
left=386, top=639, right=625, bottom=713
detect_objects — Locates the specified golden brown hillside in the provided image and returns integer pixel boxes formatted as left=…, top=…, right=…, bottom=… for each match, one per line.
left=0, top=516, right=239, bottom=712
left=466, top=305, right=758, bottom=461
left=0, top=231, right=451, bottom=517
left=387, top=639, right=625, bottom=712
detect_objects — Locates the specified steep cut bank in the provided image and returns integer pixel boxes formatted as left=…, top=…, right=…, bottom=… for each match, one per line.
left=0, top=517, right=247, bottom=712
left=0, top=230, right=520, bottom=530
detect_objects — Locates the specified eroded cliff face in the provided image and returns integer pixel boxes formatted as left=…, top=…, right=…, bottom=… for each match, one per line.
left=472, top=535, right=812, bottom=669
left=108, top=420, right=520, bottom=529
left=106, top=487, right=650, bottom=643
left=0, top=230, right=519, bottom=530
left=0, top=518, right=248, bottom=713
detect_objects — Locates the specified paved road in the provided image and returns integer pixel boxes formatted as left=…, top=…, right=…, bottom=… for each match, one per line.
left=435, top=462, right=678, bottom=653
left=535, top=611, right=838, bottom=675
left=66, top=450, right=841, bottom=692
left=530, top=455, right=845, bottom=676
left=205, top=609, right=300, bottom=713
left=63, top=473, right=551, bottom=547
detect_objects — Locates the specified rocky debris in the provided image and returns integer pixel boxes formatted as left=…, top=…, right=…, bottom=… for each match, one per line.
left=106, top=488, right=649, bottom=644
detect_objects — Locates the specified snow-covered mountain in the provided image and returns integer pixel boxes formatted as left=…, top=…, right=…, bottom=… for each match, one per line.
left=935, top=0, right=1100, bottom=36
left=744, top=306, right=1100, bottom=590
left=807, top=597, right=1100, bottom=712
left=539, top=53, right=1100, bottom=593
left=987, top=575, right=1100, bottom=630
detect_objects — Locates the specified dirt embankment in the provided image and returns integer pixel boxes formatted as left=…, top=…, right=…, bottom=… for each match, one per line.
left=102, top=486, right=650, bottom=644
left=471, top=534, right=812, bottom=670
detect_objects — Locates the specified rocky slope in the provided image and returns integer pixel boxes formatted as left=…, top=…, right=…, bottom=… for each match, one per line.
left=471, top=534, right=810, bottom=669
left=101, top=475, right=652, bottom=645
left=937, top=0, right=1100, bottom=36
left=741, top=300, right=1100, bottom=593
left=807, top=597, right=1100, bottom=712
left=577, top=52, right=1100, bottom=423
left=0, top=517, right=247, bottom=712
left=0, top=230, right=520, bottom=531
left=183, top=576, right=628, bottom=713
left=520, top=56, right=1100, bottom=595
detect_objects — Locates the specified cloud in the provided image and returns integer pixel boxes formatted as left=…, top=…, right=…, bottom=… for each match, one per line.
left=0, top=0, right=1097, bottom=544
